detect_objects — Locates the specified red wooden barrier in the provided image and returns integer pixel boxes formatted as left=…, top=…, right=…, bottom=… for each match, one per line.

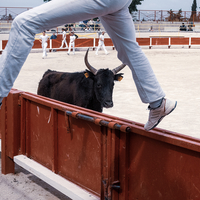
left=152, top=37, right=169, bottom=45
left=2, top=36, right=200, bottom=53
left=171, top=37, right=190, bottom=45
left=191, top=37, right=200, bottom=45
left=136, top=38, right=150, bottom=46
left=1, top=89, right=200, bottom=199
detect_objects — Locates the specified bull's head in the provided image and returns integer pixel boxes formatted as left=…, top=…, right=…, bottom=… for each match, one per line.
left=84, top=48, right=126, bottom=109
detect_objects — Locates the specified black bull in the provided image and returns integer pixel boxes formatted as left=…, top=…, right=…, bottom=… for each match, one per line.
left=37, top=49, right=126, bottom=112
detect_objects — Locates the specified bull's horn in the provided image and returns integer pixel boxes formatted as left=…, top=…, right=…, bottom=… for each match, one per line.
left=112, top=64, right=126, bottom=75
left=84, top=48, right=97, bottom=75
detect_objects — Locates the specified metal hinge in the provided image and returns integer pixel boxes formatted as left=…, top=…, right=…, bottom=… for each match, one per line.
left=18, top=97, right=21, bottom=106
left=110, top=180, right=120, bottom=191
left=102, top=179, right=109, bottom=200
left=103, top=179, right=120, bottom=200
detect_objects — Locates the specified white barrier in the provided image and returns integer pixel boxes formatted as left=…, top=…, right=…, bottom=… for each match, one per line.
left=14, top=155, right=99, bottom=200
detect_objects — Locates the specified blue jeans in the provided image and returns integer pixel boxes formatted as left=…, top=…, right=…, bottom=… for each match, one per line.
left=0, top=0, right=165, bottom=103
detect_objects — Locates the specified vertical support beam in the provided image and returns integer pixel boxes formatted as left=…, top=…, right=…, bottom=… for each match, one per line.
left=109, top=129, right=120, bottom=200
left=149, top=37, right=152, bottom=49
left=20, top=97, right=26, bottom=155
left=0, top=40, right=2, bottom=51
left=1, top=90, right=21, bottom=174
left=93, top=37, right=96, bottom=50
left=119, top=132, right=129, bottom=200
left=138, top=10, right=140, bottom=21
left=0, top=98, right=14, bottom=174
left=107, top=128, right=112, bottom=199
left=49, top=39, right=52, bottom=51
left=168, top=37, right=171, bottom=48
left=25, top=100, right=31, bottom=157
left=101, top=126, right=108, bottom=200
left=189, top=37, right=191, bottom=48
left=52, top=108, right=58, bottom=173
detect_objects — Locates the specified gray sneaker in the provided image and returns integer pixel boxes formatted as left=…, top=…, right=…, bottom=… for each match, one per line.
left=144, top=98, right=177, bottom=131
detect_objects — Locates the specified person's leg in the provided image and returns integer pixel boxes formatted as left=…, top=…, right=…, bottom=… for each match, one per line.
left=102, top=43, right=108, bottom=54
left=60, top=39, right=64, bottom=48
left=0, top=0, right=130, bottom=100
left=42, top=44, right=45, bottom=58
left=65, top=39, right=68, bottom=48
left=44, top=42, right=48, bottom=57
left=72, top=43, right=75, bottom=54
left=99, top=7, right=176, bottom=130
left=99, top=8, right=165, bottom=104
left=96, top=43, right=101, bottom=55
left=67, top=42, right=72, bottom=55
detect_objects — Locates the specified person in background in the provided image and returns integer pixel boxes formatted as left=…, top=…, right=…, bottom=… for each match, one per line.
left=85, top=25, right=91, bottom=31
left=188, top=23, right=193, bottom=31
left=149, top=26, right=153, bottom=31
left=67, top=32, right=76, bottom=55
left=60, top=28, right=68, bottom=48
left=180, top=23, right=187, bottom=31
left=0, top=0, right=177, bottom=131
left=97, top=28, right=102, bottom=38
left=39, top=31, right=49, bottom=59
left=50, top=32, right=57, bottom=39
left=95, top=31, right=108, bottom=55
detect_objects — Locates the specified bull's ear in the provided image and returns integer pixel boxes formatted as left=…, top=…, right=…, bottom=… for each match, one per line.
left=84, top=70, right=95, bottom=79
left=84, top=72, right=89, bottom=78
left=114, top=73, right=124, bottom=81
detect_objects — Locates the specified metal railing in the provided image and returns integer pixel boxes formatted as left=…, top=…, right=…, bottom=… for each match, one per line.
left=1, top=21, right=200, bottom=34
left=1, top=7, right=200, bottom=33
left=1, top=7, right=200, bottom=22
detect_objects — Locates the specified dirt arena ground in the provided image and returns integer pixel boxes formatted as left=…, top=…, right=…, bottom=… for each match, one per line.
left=13, top=46, right=200, bottom=138
left=1, top=44, right=200, bottom=199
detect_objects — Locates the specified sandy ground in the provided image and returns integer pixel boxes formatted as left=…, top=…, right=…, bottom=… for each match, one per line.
left=12, top=46, right=200, bottom=138
left=1, top=44, right=200, bottom=199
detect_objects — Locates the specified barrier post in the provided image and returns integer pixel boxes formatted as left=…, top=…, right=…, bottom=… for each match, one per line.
left=149, top=37, right=152, bottom=49
left=0, top=40, right=2, bottom=51
left=1, top=97, right=15, bottom=175
left=0, top=90, right=20, bottom=174
left=93, top=37, right=96, bottom=50
left=49, top=39, right=52, bottom=51
left=189, top=37, right=191, bottom=48
left=0, top=40, right=2, bottom=54
left=168, top=37, right=171, bottom=48
left=1, top=89, right=21, bottom=174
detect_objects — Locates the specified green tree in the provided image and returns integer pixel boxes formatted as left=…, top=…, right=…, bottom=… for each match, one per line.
left=43, top=0, right=144, bottom=14
left=192, top=0, right=197, bottom=12
left=129, top=0, right=144, bottom=13
left=190, top=0, right=197, bottom=21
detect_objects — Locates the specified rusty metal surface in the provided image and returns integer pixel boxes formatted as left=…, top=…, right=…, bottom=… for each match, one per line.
left=127, top=133, right=200, bottom=200
left=2, top=89, right=200, bottom=199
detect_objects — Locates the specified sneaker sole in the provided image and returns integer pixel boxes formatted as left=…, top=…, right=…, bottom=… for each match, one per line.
left=148, top=101, right=177, bottom=131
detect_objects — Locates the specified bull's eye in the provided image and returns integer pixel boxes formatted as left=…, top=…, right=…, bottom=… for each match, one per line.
left=97, top=84, right=102, bottom=88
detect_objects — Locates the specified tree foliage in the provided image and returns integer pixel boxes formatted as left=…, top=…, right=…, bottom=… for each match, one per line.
left=1, top=14, right=13, bottom=20
left=166, top=9, right=183, bottom=21
left=191, top=0, right=197, bottom=12
left=129, top=0, right=144, bottom=13
left=190, top=0, right=197, bottom=21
